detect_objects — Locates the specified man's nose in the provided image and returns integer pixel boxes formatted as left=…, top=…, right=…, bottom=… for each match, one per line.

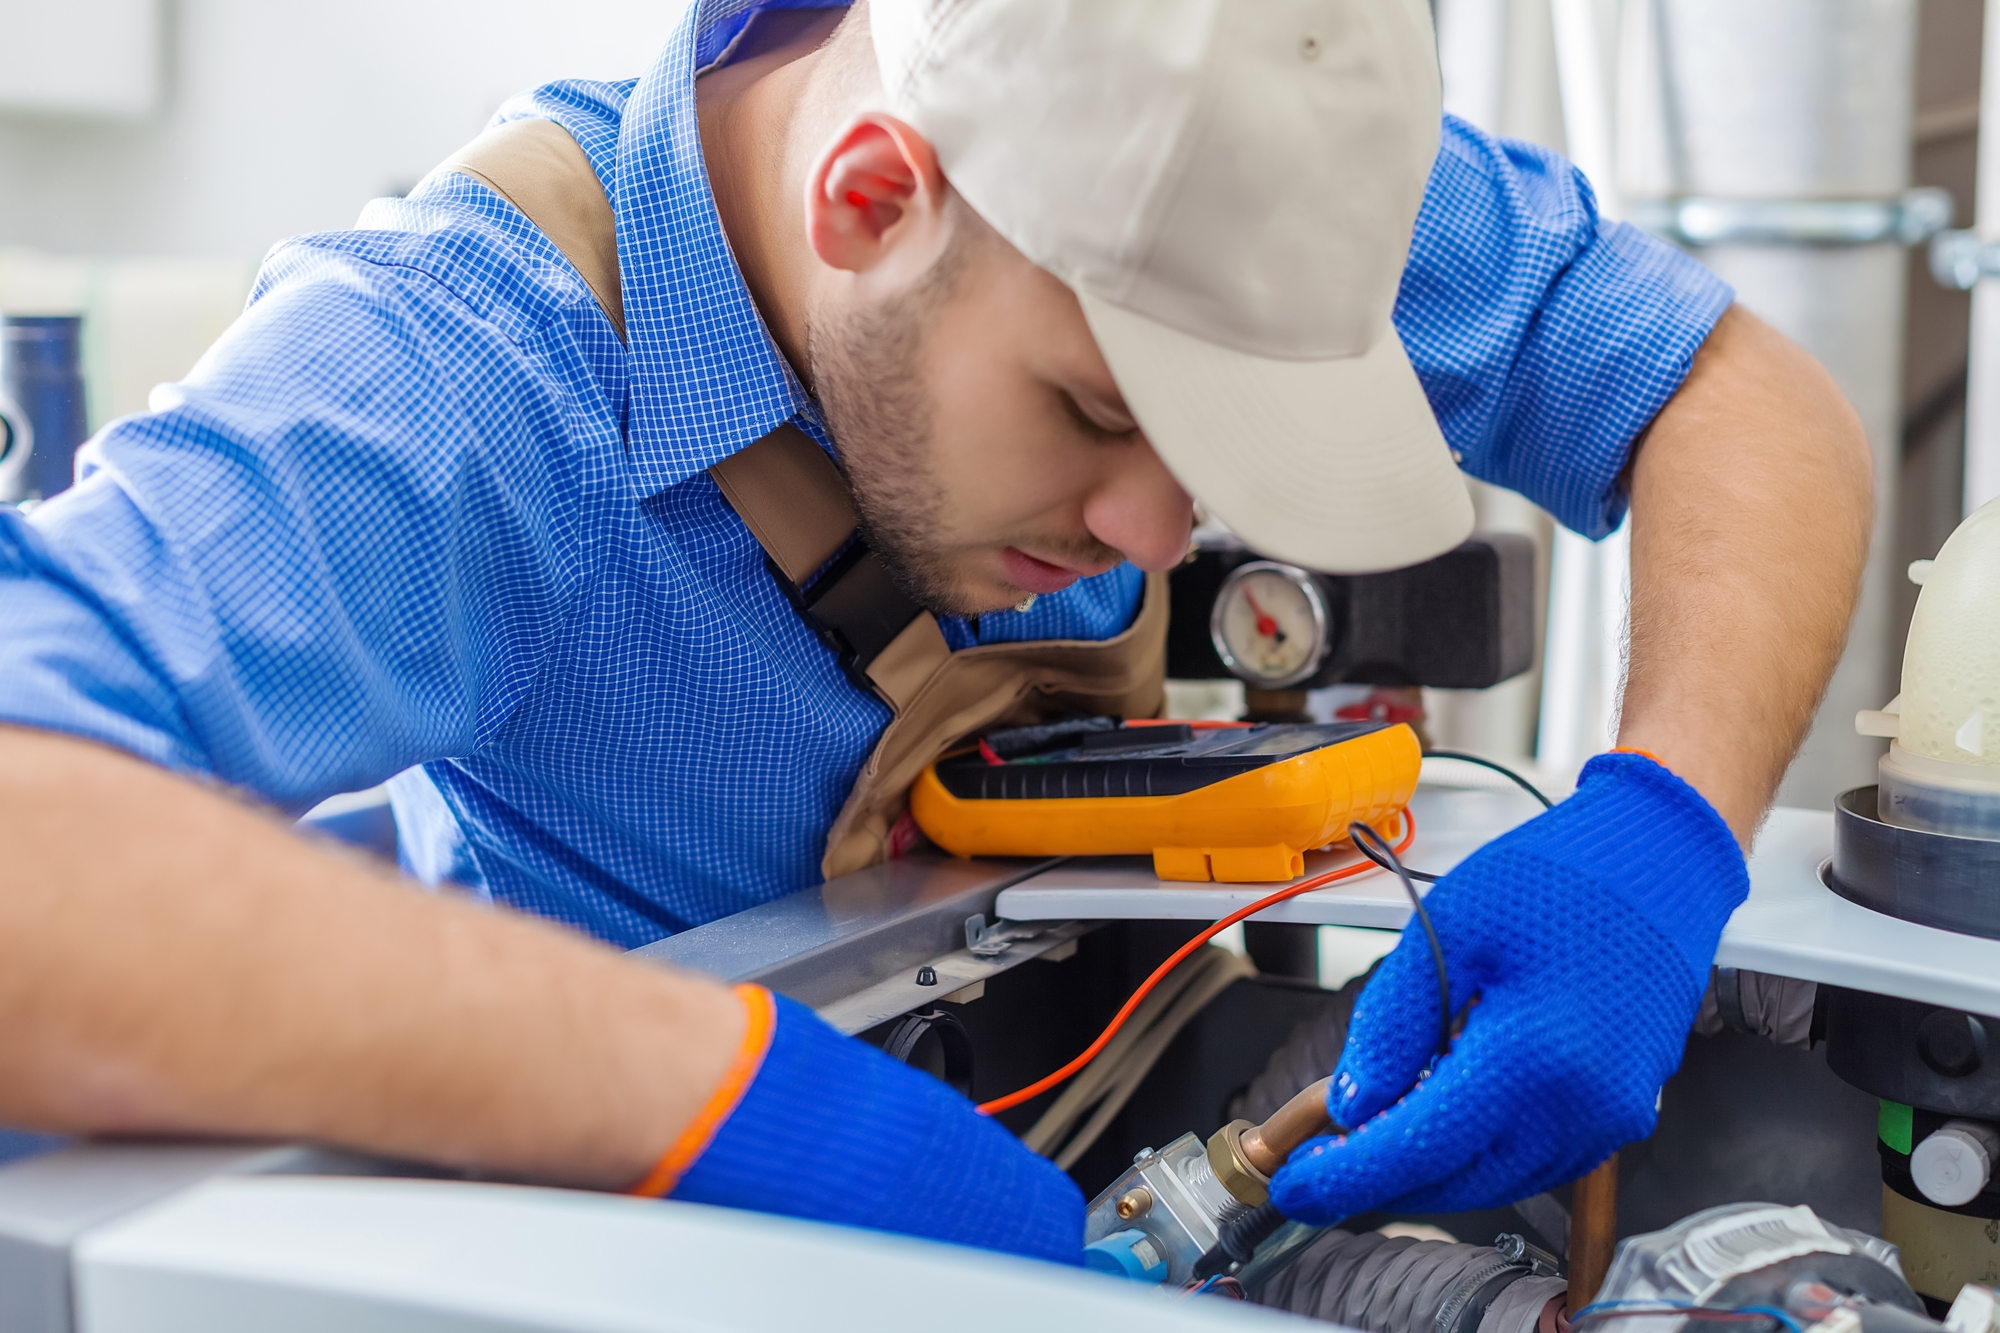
left=1083, top=439, right=1194, bottom=572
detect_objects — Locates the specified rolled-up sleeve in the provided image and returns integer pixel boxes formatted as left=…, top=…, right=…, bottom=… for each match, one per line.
left=0, top=241, right=593, bottom=813
left=1396, top=115, right=1735, bottom=539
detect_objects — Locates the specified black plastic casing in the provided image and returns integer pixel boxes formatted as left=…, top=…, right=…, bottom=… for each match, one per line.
left=1166, top=533, right=1537, bottom=690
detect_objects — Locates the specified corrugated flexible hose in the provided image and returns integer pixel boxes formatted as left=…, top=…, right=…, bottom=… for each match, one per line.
left=1245, top=1227, right=1567, bottom=1333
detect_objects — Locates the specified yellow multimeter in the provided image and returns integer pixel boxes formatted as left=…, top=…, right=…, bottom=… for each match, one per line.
left=910, top=718, right=1421, bottom=882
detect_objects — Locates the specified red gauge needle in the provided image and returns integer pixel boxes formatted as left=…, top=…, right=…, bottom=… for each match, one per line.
left=1242, top=588, right=1285, bottom=641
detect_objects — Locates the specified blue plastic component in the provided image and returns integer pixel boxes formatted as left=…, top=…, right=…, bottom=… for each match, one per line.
left=1084, top=1229, right=1169, bottom=1283
left=1, top=315, right=88, bottom=500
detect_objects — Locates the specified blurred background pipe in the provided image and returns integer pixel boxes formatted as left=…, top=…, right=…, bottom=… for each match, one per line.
left=1621, top=0, right=1919, bottom=812
left=1962, top=0, right=2000, bottom=514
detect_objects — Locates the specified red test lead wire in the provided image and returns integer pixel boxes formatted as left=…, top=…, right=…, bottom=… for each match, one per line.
left=975, top=808, right=1419, bottom=1117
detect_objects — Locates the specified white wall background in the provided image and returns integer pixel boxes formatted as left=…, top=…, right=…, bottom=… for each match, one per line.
left=0, top=0, right=686, bottom=262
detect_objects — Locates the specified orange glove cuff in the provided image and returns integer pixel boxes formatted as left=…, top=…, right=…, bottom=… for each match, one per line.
left=1612, top=746, right=1667, bottom=770
left=627, top=982, right=777, bottom=1199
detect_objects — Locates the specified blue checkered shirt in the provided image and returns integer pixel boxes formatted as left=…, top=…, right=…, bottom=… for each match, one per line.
left=0, top=0, right=1732, bottom=948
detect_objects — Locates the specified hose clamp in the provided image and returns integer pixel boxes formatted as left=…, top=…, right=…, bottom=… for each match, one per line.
left=1433, top=1259, right=1531, bottom=1333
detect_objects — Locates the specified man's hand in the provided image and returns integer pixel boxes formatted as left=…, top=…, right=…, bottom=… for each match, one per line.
left=1270, top=304, right=1871, bottom=1219
left=1269, top=751, right=1745, bottom=1219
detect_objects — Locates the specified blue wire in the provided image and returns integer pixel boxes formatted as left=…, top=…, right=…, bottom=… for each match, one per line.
left=1571, top=1300, right=1802, bottom=1333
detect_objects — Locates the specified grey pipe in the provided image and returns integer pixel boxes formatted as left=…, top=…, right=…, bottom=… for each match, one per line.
left=1247, top=1227, right=1567, bottom=1333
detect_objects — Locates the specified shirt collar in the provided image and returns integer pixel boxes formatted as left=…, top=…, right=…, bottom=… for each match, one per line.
left=612, top=0, right=846, bottom=494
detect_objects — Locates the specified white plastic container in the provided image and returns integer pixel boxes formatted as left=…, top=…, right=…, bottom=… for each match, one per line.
left=1868, top=498, right=2000, bottom=839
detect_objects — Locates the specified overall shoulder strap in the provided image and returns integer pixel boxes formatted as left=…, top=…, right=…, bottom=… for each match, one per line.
left=438, top=118, right=626, bottom=339
left=435, top=118, right=949, bottom=711
left=708, top=427, right=951, bottom=710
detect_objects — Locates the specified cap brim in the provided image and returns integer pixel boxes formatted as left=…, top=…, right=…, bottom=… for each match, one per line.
left=1080, top=293, right=1473, bottom=574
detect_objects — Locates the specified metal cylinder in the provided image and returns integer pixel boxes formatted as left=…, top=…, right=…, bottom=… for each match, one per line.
left=1831, top=786, right=2000, bottom=939
left=0, top=316, right=88, bottom=500
left=1962, top=0, right=2000, bottom=514
left=1621, top=0, right=1918, bottom=810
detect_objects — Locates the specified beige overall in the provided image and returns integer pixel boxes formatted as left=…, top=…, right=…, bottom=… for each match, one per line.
left=437, top=119, right=1168, bottom=880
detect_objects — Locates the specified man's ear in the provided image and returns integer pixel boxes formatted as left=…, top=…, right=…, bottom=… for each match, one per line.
left=805, top=112, right=949, bottom=279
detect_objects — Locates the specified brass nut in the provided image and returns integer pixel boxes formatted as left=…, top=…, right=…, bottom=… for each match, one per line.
left=1207, top=1119, right=1272, bottom=1208
left=1115, top=1187, right=1153, bottom=1221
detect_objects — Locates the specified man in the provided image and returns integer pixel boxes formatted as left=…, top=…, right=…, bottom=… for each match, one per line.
left=0, top=0, right=1868, bottom=1263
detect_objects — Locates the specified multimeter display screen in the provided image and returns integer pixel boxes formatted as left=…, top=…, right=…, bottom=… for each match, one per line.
left=934, top=720, right=1388, bottom=801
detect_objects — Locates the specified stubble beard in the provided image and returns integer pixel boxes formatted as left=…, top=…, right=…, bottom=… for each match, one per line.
left=806, top=266, right=996, bottom=618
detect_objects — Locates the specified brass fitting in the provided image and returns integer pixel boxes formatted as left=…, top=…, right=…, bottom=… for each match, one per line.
left=1115, top=1187, right=1154, bottom=1221
left=1206, top=1119, right=1272, bottom=1207
left=1206, top=1077, right=1336, bottom=1208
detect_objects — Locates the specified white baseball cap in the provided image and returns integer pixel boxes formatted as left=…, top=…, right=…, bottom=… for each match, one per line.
left=872, top=0, right=1472, bottom=574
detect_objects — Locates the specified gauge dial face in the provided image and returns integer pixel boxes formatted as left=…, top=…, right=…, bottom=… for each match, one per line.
left=1210, top=562, right=1329, bottom=688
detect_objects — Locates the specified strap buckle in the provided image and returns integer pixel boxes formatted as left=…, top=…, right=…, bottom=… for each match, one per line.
left=768, top=542, right=924, bottom=698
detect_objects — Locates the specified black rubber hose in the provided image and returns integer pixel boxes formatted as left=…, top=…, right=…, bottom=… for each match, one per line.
left=1194, top=1201, right=1288, bottom=1279
left=1228, top=968, right=1370, bottom=1125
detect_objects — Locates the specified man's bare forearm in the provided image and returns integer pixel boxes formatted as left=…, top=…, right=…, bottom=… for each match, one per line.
left=0, top=724, right=743, bottom=1189
left=1618, top=305, right=1874, bottom=844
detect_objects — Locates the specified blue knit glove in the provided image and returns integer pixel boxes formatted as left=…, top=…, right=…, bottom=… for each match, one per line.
left=1270, top=751, right=1747, bottom=1222
left=667, top=990, right=1083, bottom=1264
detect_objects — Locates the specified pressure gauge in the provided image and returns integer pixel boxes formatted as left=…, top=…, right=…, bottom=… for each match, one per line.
left=1209, top=561, right=1330, bottom=689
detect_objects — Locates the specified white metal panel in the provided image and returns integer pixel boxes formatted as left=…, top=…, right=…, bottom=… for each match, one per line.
left=999, top=794, right=2000, bottom=1018
left=75, top=1177, right=1297, bottom=1333
left=996, top=786, right=1540, bottom=928
left=0, top=0, right=160, bottom=118
left=1715, top=809, right=2000, bottom=1017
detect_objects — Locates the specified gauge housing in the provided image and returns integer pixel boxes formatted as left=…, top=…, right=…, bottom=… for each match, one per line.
left=1169, top=533, right=1537, bottom=691
left=1208, top=560, right=1333, bottom=689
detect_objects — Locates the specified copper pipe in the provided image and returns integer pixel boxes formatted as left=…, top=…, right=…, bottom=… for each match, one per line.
left=1241, top=1077, right=1335, bottom=1176
left=1566, top=1156, right=1620, bottom=1316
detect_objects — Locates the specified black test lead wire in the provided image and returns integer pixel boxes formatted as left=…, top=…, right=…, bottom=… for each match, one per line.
left=1197, top=814, right=1463, bottom=1283
left=1394, top=751, right=1555, bottom=883
left=1349, top=819, right=1453, bottom=1062
left=1421, top=749, right=1555, bottom=810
